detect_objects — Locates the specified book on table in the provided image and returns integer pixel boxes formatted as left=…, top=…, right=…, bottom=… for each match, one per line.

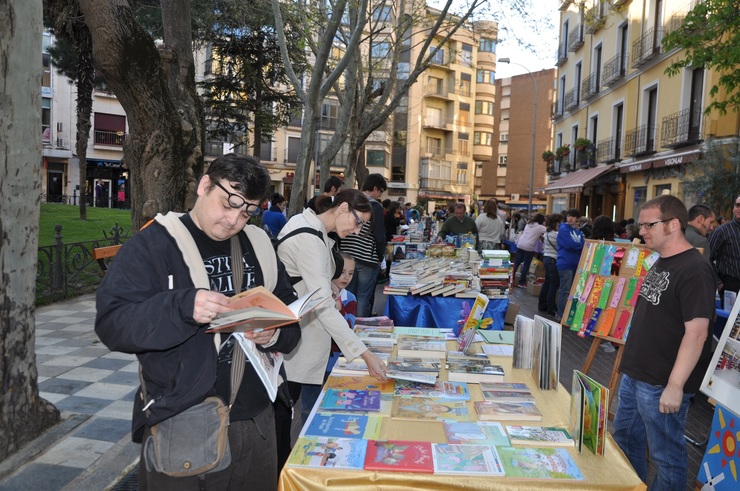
left=207, top=286, right=324, bottom=333
left=390, top=396, right=470, bottom=421
left=473, top=400, right=543, bottom=421
left=445, top=359, right=505, bottom=384
left=319, top=389, right=382, bottom=412
left=331, top=357, right=373, bottom=376
left=393, top=380, right=470, bottom=400
left=387, top=359, right=440, bottom=373
left=385, top=370, right=437, bottom=385
left=497, top=446, right=584, bottom=480
left=505, top=425, right=574, bottom=447
left=530, top=315, right=562, bottom=390
left=287, top=437, right=367, bottom=469
left=303, top=413, right=383, bottom=440
left=570, top=370, right=609, bottom=455
left=363, top=440, right=434, bottom=473
left=478, top=382, right=531, bottom=392
left=357, top=330, right=398, bottom=347
left=481, top=388, right=535, bottom=402
left=431, top=444, right=505, bottom=476
left=442, top=421, right=510, bottom=446
left=396, top=335, right=448, bottom=358
left=324, top=375, right=394, bottom=394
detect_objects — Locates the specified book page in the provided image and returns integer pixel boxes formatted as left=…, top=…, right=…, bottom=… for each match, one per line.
left=231, top=333, right=282, bottom=402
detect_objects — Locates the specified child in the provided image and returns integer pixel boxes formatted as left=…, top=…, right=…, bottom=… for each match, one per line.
left=332, top=251, right=357, bottom=330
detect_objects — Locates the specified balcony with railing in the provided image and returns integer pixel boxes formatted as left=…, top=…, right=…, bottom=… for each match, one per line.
left=553, top=100, right=564, bottom=119
left=564, top=88, right=579, bottom=112
left=424, top=83, right=453, bottom=99
left=568, top=24, right=584, bottom=52
left=429, top=49, right=453, bottom=68
left=584, top=5, right=606, bottom=34
left=94, top=130, right=126, bottom=147
left=419, top=176, right=454, bottom=192
left=555, top=44, right=568, bottom=67
left=664, top=12, right=686, bottom=36
left=624, top=124, right=657, bottom=157
left=661, top=107, right=702, bottom=148
left=597, top=137, right=622, bottom=163
left=631, top=27, right=663, bottom=68
left=582, top=73, right=599, bottom=100
left=603, top=52, right=628, bottom=86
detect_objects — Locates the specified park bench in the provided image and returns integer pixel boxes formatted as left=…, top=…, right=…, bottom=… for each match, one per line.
left=92, top=244, right=122, bottom=272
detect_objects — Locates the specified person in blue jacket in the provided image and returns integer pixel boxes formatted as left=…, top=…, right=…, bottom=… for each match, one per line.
left=556, top=208, right=585, bottom=319
left=263, top=193, right=287, bottom=237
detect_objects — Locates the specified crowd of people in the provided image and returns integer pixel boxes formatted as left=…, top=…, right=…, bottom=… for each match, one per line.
left=93, top=152, right=739, bottom=490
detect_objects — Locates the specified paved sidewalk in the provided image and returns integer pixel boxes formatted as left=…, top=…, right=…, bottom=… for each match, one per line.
left=0, top=294, right=139, bottom=491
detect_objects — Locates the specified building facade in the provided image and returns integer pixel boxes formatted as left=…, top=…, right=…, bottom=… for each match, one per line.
left=549, top=0, right=740, bottom=220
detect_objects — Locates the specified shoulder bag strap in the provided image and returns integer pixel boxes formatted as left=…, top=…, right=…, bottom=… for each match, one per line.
left=228, top=235, right=246, bottom=408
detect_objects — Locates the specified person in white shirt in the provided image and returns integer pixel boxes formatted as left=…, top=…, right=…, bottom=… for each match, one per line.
left=475, top=198, right=506, bottom=251
left=512, top=213, right=546, bottom=287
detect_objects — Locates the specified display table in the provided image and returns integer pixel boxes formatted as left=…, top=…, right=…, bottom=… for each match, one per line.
left=278, top=343, right=646, bottom=491
left=384, top=295, right=508, bottom=330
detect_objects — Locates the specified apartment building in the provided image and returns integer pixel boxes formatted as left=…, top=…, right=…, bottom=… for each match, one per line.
left=549, top=0, right=740, bottom=220
left=481, top=69, right=556, bottom=211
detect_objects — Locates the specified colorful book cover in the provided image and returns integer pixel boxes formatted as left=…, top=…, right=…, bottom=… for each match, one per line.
left=573, top=370, right=608, bottom=456
left=303, top=413, right=382, bottom=439
left=481, top=389, right=535, bottom=402
left=431, top=444, right=505, bottom=475
left=497, top=446, right=584, bottom=480
left=697, top=404, right=740, bottom=491
left=392, top=327, right=445, bottom=338
left=474, top=401, right=542, bottom=421
left=320, top=389, right=381, bottom=412
left=393, top=380, right=470, bottom=400
left=390, top=396, right=470, bottom=421
left=324, top=375, right=394, bottom=394
left=570, top=371, right=584, bottom=453
left=387, top=360, right=440, bottom=372
left=363, top=440, right=434, bottom=473
left=443, top=421, right=510, bottom=446
left=505, top=425, right=574, bottom=447
left=287, top=437, right=368, bottom=469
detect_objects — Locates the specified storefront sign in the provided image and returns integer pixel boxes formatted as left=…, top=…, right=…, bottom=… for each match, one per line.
left=652, top=150, right=700, bottom=168
left=620, top=160, right=652, bottom=173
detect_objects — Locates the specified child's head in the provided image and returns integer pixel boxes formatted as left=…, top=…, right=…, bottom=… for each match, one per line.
left=333, top=251, right=356, bottom=290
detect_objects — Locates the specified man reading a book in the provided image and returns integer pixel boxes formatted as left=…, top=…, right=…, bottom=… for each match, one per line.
left=613, top=195, right=715, bottom=490
left=95, top=154, right=300, bottom=491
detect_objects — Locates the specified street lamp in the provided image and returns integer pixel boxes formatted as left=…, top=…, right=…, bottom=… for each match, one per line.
left=498, top=58, right=537, bottom=216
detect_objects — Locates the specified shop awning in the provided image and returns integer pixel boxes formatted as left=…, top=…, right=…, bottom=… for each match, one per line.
left=545, top=164, right=616, bottom=195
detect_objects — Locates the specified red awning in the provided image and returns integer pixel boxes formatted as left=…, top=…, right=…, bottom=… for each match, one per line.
left=545, top=164, right=616, bottom=195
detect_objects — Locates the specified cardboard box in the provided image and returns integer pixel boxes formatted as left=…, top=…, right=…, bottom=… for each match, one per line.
left=527, top=281, right=542, bottom=296
left=504, top=302, right=520, bottom=327
left=529, top=259, right=546, bottom=279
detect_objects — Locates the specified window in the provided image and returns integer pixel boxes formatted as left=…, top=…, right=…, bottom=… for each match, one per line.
left=654, top=184, right=671, bottom=197
left=458, top=133, right=469, bottom=155
left=426, top=137, right=442, bottom=156
left=260, top=140, right=272, bottom=162
left=459, top=102, right=470, bottom=127
left=426, top=107, right=443, bottom=127
left=431, top=47, right=445, bottom=65
left=499, top=133, right=508, bottom=143
left=320, top=103, right=339, bottom=130
left=94, top=112, right=126, bottom=146
left=204, top=45, right=213, bottom=76
left=367, top=149, right=387, bottom=167
left=498, top=155, right=508, bottom=166
left=371, top=41, right=390, bottom=59
left=475, top=101, right=493, bottom=115
left=42, top=53, right=51, bottom=88
left=459, top=73, right=471, bottom=96
left=42, top=98, right=51, bottom=142
left=479, top=38, right=496, bottom=52
left=461, top=43, right=473, bottom=67
left=476, top=69, right=494, bottom=84
left=287, top=136, right=300, bottom=163
left=456, top=168, right=468, bottom=184
left=632, top=187, right=647, bottom=220
left=372, top=6, right=392, bottom=22
left=474, top=132, right=492, bottom=146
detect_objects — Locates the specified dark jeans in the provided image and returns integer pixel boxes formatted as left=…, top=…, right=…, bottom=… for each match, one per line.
left=538, top=256, right=559, bottom=314
left=140, top=404, right=277, bottom=491
left=556, top=269, right=575, bottom=319
left=512, top=249, right=535, bottom=286
left=347, top=260, right=380, bottom=316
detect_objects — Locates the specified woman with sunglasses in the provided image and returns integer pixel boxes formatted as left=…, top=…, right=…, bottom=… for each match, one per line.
left=276, top=189, right=388, bottom=424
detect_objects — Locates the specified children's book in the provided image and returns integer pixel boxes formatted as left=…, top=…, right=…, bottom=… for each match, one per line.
left=497, top=446, right=584, bottom=480
left=481, top=389, right=535, bottom=402
left=357, top=331, right=398, bottom=347
left=319, top=389, right=381, bottom=412
left=393, top=380, right=470, bottom=401
left=571, top=370, right=608, bottom=455
left=446, top=359, right=505, bottom=384
left=505, top=425, right=574, bottom=447
left=474, top=401, right=542, bottom=421
left=385, top=370, right=437, bottom=385
left=530, top=315, right=562, bottom=390
left=287, top=437, right=368, bottom=469
left=387, top=359, right=440, bottom=373
left=431, top=444, right=505, bottom=476
left=363, top=440, right=434, bottom=473
left=396, top=336, right=448, bottom=358
left=393, top=327, right=445, bottom=338
left=303, top=413, right=382, bottom=440
left=390, top=396, right=470, bottom=421
left=354, top=315, right=394, bottom=326
left=479, top=382, right=530, bottom=392
left=442, top=421, right=510, bottom=446
left=324, top=375, right=394, bottom=394
left=207, top=286, right=324, bottom=333
left=331, top=357, right=370, bottom=376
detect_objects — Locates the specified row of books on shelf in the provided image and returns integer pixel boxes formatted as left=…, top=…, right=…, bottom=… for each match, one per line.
left=289, top=436, right=584, bottom=479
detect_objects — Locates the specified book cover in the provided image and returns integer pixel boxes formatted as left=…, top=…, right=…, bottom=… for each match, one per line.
left=363, top=440, right=434, bottom=473
left=331, top=357, right=370, bottom=376
left=497, top=446, right=584, bottom=480
left=446, top=359, right=505, bottom=384
left=505, top=425, right=574, bottom=447
left=479, top=382, right=530, bottom=392
left=324, top=375, right=394, bottom=394
left=354, top=315, right=394, bottom=326
left=390, top=396, right=470, bottom=421
left=443, top=421, right=510, bottom=446
left=287, top=437, right=368, bottom=469
left=303, top=413, right=382, bottom=440
left=431, top=444, right=505, bottom=476
left=481, top=389, right=535, bottom=402
left=572, top=370, right=608, bottom=455
left=357, top=331, right=398, bottom=347
left=396, top=336, right=447, bottom=358
left=392, top=327, right=445, bottom=338
left=393, top=380, right=470, bottom=401
left=320, top=389, right=381, bottom=412
left=207, top=287, right=324, bottom=333
left=474, top=401, right=542, bottom=421
left=387, top=360, right=440, bottom=373
left=385, top=370, right=437, bottom=385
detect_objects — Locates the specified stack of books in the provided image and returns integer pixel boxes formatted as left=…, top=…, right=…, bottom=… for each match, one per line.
left=445, top=355, right=505, bottom=384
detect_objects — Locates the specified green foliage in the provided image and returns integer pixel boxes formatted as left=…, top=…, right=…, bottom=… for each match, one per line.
left=542, top=150, right=555, bottom=161
left=663, top=0, right=740, bottom=114
left=39, top=204, right=133, bottom=247
left=681, top=138, right=740, bottom=215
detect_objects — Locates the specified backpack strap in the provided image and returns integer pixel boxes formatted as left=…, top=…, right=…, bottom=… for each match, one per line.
left=243, top=224, right=278, bottom=292
left=275, top=227, right=325, bottom=285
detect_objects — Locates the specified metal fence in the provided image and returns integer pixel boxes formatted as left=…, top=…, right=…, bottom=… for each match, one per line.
left=36, top=223, right=132, bottom=305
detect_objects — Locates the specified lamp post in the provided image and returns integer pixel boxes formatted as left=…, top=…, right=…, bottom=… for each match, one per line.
left=498, top=58, right=537, bottom=216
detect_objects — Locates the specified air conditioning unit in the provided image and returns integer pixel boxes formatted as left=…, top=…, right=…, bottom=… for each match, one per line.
left=56, top=122, right=63, bottom=132
left=510, top=193, right=520, bottom=201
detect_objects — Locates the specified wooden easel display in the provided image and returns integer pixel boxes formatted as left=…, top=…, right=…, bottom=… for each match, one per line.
left=560, top=239, right=657, bottom=416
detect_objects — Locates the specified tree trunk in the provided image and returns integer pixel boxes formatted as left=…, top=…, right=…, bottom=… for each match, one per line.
left=75, top=22, right=94, bottom=219
left=78, top=0, right=202, bottom=229
left=0, top=0, right=61, bottom=462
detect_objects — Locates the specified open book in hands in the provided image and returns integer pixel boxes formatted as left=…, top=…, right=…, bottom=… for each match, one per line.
left=206, top=286, right=325, bottom=333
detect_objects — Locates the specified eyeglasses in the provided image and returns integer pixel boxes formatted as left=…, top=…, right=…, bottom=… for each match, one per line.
left=637, top=218, right=674, bottom=230
left=213, top=180, right=262, bottom=217
left=349, top=208, right=366, bottom=228
left=734, top=202, right=740, bottom=208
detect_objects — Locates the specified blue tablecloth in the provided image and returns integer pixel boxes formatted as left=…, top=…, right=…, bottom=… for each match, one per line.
left=384, top=295, right=508, bottom=330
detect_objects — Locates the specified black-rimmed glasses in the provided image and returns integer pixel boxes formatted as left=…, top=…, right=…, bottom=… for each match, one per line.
left=637, top=218, right=674, bottom=230
left=349, top=208, right=366, bottom=228
left=213, top=181, right=262, bottom=217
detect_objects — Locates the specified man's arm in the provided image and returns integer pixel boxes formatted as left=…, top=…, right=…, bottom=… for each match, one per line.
left=659, top=317, right=710, bottom=413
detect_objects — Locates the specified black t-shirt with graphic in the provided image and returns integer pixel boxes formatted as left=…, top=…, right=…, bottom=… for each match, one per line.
left=620, top=248, right=716, bottom=393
